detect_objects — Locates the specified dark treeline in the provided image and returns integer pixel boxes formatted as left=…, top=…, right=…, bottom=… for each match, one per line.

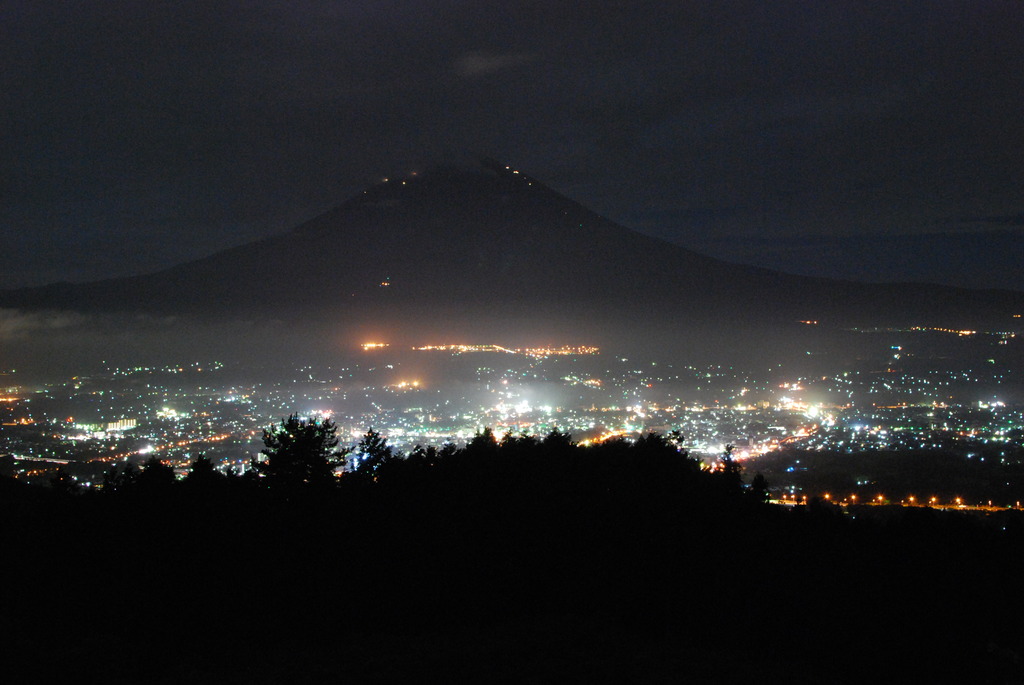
left=2, top=420, right=1024, bottom=682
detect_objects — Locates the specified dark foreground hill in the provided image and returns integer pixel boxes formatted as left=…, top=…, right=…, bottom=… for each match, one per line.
left=3, top=433, right=1024, bottom=683
left=3, top=160, right=1021, bottom=330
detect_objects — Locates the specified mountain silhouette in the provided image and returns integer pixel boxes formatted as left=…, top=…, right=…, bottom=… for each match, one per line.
left=2, top=160, right=1021, bottom=329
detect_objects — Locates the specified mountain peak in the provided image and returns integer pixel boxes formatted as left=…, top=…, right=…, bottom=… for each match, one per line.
left=1, top=161, right=1020, bottom=330
left=347, top=157, right=552, bottom=207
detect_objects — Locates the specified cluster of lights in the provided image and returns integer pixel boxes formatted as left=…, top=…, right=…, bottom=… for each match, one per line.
left=775, top=492, right=1024, bottom=511
left=520, top=346, right=600, bottom=357
left=415, top=344, right=514, bottom=353
left=109, top=361, right=225, bottom=376
left=909, top=326, right=977, bottom=336
left=414, top=344, right=599, bottom=357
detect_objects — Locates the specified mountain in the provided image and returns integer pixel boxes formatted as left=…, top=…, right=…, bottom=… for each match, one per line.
left=2, top=160, right=1021, bottom=332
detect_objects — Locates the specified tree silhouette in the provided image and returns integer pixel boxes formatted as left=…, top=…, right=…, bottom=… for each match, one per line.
left=713, top=444, right=744, bottom=494
left=542, top=428, right=574, bottom=450
left=407, top=444, right=444, bottom=469
left=137, top=455, right=176, bottom=491
left=466, top=427, right=499, bottom=456
left=749, top=473, right=769, bottom=502
left=348, top=428, right=397, bottom=479
left=185, top=454, right=216, bottom=479
left=184, top=454, right=225, bottom=492
left=255, top=414, right=346, bottom=487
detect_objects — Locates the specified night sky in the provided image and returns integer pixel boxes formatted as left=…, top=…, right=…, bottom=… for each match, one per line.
left=4, top=1, right=1023, bottom=291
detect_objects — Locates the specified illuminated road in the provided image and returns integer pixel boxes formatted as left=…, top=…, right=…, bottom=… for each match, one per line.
left=771, top=498, right=1023, bottom=513
left=88, top=433, right=233, bottom=464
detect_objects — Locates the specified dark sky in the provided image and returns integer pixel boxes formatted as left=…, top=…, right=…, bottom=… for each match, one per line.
left=3, top=1, right=1023, bottom=290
